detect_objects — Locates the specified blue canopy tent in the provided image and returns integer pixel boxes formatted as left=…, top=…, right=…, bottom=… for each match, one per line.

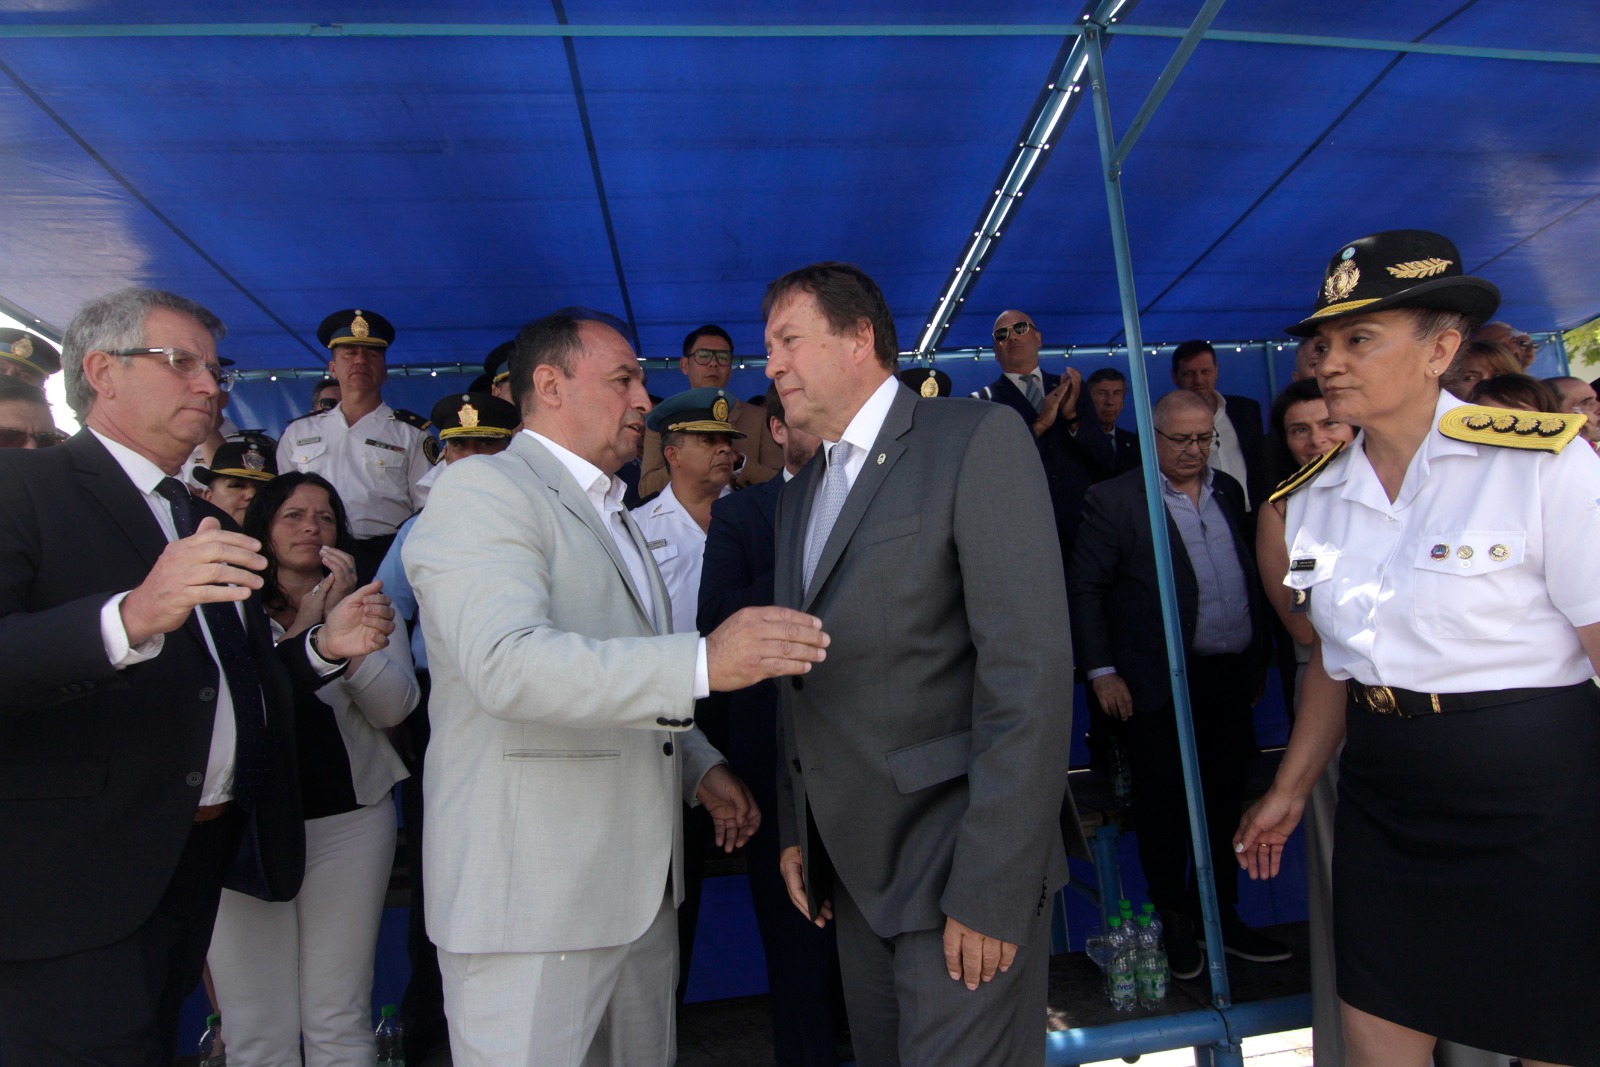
left=4, top=3, right=1598, bottom=1062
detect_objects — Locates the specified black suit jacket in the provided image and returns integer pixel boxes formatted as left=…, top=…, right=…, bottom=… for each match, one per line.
left=974, top=370, right=1101, bottom=555
left=1219, top=394, right=1269, bottom=507
left=1066, top=466, right=1270, bottom=715
left=0, top=432, right=320, bottom=961
left=697, top=475, right=784, bottom=804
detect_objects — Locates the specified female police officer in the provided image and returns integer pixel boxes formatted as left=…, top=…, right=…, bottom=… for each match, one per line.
left=1234, top=230, right=1600, bottom=1067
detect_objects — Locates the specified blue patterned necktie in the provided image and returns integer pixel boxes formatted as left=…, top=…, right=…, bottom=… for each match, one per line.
left=155, top=478, right=268, bottom=805
left=1023, top=372, right=1045, bottom=413
left=803, top=441, right=854, bottom=596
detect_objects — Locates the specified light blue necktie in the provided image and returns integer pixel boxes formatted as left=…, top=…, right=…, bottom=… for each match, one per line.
left=1023, top=372, right=1045, bottom=413
left=803, top=441, right=854, bottom=595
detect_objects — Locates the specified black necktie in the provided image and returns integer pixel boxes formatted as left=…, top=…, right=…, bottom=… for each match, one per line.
left=155, top=478, right=268, bottom=805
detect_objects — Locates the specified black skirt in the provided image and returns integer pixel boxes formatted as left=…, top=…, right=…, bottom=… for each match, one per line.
left=1334, top=681, right=1600, bottom=1064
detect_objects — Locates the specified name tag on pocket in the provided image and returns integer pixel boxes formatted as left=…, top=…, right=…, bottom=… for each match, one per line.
left=365, top=439, right=404, bottom=453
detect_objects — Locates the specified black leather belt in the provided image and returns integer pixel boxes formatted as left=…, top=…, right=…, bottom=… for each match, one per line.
left=1347, top=680, right=1582, bottom=719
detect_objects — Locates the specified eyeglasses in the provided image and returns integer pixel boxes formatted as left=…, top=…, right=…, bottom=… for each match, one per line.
left=1156, top=430, right=1217, bottom=451
left=109, top=348, right=236, bottom=391
left=688, top=348, right=733, bottom=366
left=992, top=321, right=1034, bottom=344
left=312, top=397, right=339, bottom=413
left=0, top=426, right=67, bottom=449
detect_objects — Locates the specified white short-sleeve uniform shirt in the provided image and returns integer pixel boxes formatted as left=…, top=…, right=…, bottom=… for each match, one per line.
left=1284, top=391, right=1600, bottom=693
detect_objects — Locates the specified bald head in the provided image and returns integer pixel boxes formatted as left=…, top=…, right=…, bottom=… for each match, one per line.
left=1154, top=388, right=1215, bottom=431
left=991, top=309, right=1041, bottom=375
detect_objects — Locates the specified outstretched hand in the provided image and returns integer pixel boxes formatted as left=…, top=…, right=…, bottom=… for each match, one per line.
left=120, top=516, right=265, bottom=646
left=318, top=580, right=395, bottom=660
left=706, top=606, right=829, bottom=691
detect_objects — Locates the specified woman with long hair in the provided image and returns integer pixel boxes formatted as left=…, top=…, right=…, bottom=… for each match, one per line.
left=207, top=472, right=416, bottom=1067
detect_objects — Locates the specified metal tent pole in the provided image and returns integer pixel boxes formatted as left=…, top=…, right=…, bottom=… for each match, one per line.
left=1080, top=2, right=1241, bottom=1062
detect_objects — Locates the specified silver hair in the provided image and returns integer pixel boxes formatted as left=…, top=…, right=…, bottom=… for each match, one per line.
left=61, top=287, right=226, bottom=419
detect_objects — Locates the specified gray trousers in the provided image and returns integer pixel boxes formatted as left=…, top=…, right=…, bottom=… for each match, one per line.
left=833, top=880, right=1049, bottom=1067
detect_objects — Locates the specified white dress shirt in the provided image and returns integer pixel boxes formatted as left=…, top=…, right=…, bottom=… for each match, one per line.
left=524, top=429, right=710, bottom=696
left=1209, top=395, right=1250, bottom=510
left=803, top=375, right=900, bottom=566
left=1284, top=390, right=1600, bottom=692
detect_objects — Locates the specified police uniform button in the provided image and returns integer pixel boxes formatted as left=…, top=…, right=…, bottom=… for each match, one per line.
left=185, top=772, right=203, bottom=787
left=662, top=741, right=674, bottom=756
left=791, top=677, right=804, bottom=690
left=200, top=687, right=217, bottom=702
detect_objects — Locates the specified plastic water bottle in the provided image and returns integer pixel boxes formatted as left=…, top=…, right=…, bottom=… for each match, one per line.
left=1107, top=933, right=1138, bottom=1011
left=1142, top=901, right=1164, bottom=943
left=197, top=1013, right=225, bottom=1067
left=375, top=1004, right=404, bottom=1067
left=1108, top=739, right=1133, bottom=806
left=1134, top=913, right=1169, bottom=1007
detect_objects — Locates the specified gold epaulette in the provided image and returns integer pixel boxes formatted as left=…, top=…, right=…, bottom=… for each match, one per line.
left=1438, top=405, right=1584, bottom=454
left=1267, top=440, right=1346, bottom=504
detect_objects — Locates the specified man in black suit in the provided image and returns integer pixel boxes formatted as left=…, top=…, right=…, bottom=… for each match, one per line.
left=1068, top=390, right=1286, bottom=979
left=1080, top=367, right=1141, bottom=478
left=972, top=309, right=1099, bottom=560
left=0, top=287, right=393, bottom=1066
left=1170, top=339, right=1269, bottom=508
left=697, top=383, right=844, bottom=1067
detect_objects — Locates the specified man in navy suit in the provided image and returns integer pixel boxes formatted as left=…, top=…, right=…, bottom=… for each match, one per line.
left=0, top=287, right=394, bottom=1066
left=1080, top=368, right=1141, bottom=478
left=1169, top=339, right=1269, bottom=509
left=698, top=383, right=843, bottom=1066
left=972, top=309, right=1100, bottom=560
left=1067, top=390, right=1286, bottom=977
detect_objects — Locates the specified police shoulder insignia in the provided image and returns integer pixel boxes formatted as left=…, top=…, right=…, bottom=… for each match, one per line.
left=1438, top=405, right=1583, bottom=454
left=423, top=435, right=441, bottom=465
left=1267, top=440, right=1346, bottom=504
left=393, top=408, right=433, bottom=432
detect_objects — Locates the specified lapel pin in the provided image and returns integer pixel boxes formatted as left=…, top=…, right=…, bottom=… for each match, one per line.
left=876, top=453, right=885, bottom=465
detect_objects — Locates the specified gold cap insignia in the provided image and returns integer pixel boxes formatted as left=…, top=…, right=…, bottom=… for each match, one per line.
left=350, top=311, right=370, bottom=340
left=919, top=371, right=939, bottom=398
left=1323, top=260, right=1360, bottom=303
left=1386, top=258, right=1452, bottom=279
left=712, top=397, right=730, bottom=422
left=242, top=450, right=266, bottom=472
left=11, top=336, right=33, bottom=359
left=459, top=402, right=480, bottom=428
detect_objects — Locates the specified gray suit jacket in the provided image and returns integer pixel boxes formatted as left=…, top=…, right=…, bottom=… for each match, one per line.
left=774, top=384, right=1075, bottom=945
left=404, top=432, right=722, bottom=954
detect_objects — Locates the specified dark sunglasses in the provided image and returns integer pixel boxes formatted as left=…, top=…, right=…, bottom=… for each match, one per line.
left=0, top=426, right=67, bottom=449
left=992, top=321, right=1034, bottom=343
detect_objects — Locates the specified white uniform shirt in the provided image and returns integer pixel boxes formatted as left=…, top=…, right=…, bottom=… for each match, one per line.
left=277, top=402, right=433, bottom=538
left=1284, top=390, right=1600, bottom=692
left=632, top=481, right=731, bottom=636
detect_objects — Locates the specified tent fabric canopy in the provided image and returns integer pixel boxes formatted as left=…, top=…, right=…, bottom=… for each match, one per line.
left=2, top=1, right=1598, bottom=373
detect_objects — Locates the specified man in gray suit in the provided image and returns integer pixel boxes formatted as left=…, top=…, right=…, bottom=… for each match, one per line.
left=403, top=308, right=829, bottom=1067
left=766, top=264, right=1074, bottom=1066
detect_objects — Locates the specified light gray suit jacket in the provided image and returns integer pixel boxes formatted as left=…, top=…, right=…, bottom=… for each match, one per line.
left=404, top=432, right=722, bottom=954
left=775, top=384, right=1076, bottom=946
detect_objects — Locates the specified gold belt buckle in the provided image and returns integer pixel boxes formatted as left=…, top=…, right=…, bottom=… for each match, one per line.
left=1366, top=684, right=1397, bottom=715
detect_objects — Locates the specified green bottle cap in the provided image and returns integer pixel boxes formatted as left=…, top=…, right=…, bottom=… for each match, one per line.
left=206, top=1013, right=221, bottom=1027
left=381, top=1004, right=398, bottom=1018
left=1107, top=915, right=1121, bottom=927
left=1136, top=914, right=1151, bottom=926
left=1142, top=902, right=1155, bottom=915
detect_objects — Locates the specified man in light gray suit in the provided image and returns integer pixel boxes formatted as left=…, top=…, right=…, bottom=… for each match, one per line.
left=766, top=264, right=1075, bottom=1066
left=403, top=308, right=829, bottom=1067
